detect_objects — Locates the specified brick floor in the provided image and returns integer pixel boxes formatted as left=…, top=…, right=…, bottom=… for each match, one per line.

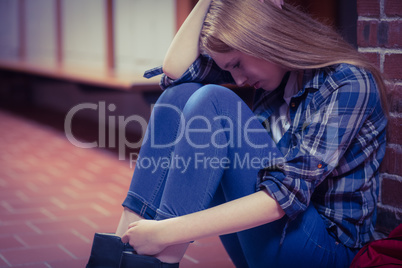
left=0, top=109, right=234, bottom=267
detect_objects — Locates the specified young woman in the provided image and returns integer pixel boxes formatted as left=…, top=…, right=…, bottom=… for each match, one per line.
left=87, top=0, right=387, bottom=267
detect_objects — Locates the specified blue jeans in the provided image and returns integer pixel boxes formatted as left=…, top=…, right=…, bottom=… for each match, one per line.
left=122, top=83, right=358, bottom=268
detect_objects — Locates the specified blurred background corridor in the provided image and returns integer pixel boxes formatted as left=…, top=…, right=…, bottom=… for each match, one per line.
left=0, top=0, right=401, bottom=267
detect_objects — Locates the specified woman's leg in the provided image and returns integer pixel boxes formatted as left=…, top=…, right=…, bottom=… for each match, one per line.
left=147, top=84, right=279, bottom=265
left=153, top=85, right=279, bottom=220
left=116, top=83, right=203, bottom=236
left=236, top=204, right=359, bottom=268
left=120, top=83, right=275, bottom=264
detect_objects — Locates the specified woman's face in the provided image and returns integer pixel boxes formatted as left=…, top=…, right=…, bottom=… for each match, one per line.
left=210, top=50, right=288, bottom=91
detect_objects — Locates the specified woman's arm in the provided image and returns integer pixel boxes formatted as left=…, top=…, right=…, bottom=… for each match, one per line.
left=162, top=0, right=212, bottom=79
left=163, top=189, right=285, bottom=243
left=121, top=190, right=285, bottom=256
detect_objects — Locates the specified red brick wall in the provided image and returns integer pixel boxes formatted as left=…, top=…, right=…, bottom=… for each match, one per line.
left=357, top=0, right=402, bottom=234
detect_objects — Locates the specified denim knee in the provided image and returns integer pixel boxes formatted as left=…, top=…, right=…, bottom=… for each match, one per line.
left=157, top=83, right=203, bottom=108
left=190, top=84, right=238, bottom=103
left=183, top=84, right=242, bottom=115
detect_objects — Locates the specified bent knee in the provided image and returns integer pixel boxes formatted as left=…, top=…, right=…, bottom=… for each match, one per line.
left=158, top=83, right=203, bottom=106
left=197, top=84, right=233, bottom=97
left=188, top=84, right=240, bottom=106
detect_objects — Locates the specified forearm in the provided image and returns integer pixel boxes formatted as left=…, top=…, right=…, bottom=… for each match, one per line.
left=162, top=0, right=212, bottom=79
left=161, top=190, right=285, bottom=246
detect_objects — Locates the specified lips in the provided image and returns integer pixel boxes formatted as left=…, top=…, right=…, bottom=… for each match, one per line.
left=253, top=81, right=261, bottom=89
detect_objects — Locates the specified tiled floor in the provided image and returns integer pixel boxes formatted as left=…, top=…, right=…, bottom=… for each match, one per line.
left=0, top=108, right=234, bottom=267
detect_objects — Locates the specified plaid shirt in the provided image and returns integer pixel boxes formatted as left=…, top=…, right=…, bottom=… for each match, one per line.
left=144, top=55, right=387, bottom=249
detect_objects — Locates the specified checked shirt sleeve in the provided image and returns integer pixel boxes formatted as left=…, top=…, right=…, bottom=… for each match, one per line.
left=143, top=54, right=234, bottom=90
left=259, top=66, right=384, bottom=221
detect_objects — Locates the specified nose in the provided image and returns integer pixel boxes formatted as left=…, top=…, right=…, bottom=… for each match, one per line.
left=232, top=73, right=247, bottom=87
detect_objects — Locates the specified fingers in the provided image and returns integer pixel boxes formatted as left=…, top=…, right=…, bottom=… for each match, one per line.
left=121, top=232, right=129, bottom=244
left=121, top=222, right=138, bottom=244
left=128, top=221, right=138, bottom=229
left=260, top=0, right=284, bottom=9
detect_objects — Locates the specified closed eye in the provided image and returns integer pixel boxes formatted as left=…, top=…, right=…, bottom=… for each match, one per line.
left=233, top=62, right=240, bottom=69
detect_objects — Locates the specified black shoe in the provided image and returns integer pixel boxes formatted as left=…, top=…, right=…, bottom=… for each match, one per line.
left=86, top=233, right=179, bottom=268
left=86, top=233, right=127, bottom=268
left=120, top=250, right=179, bottom=268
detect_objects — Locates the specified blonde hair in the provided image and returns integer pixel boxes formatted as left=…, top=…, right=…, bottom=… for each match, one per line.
left=200, top=0, right=388, bottom=113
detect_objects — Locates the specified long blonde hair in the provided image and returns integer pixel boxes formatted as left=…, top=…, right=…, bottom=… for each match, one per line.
left=200, top=0, right=388, bottom=113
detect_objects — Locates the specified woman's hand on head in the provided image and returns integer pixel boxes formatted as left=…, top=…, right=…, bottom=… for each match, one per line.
left=259, top=0, right=284, bottom=9
left=121, top=219, right=168, bottom=256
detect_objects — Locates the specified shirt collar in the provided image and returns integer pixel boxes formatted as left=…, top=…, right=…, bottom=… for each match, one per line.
left=301, top=66, right=337, bottom=94
left=283, top=71, right=300, bottom=105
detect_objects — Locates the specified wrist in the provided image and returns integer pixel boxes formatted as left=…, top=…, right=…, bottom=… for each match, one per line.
left=156, top=218, right=179, bottom=247
left=158, top=217, right=191, bottom=247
